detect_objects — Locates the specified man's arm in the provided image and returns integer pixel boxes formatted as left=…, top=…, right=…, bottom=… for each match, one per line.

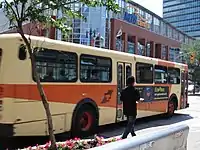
left=135, top=89, right=142, bottom=102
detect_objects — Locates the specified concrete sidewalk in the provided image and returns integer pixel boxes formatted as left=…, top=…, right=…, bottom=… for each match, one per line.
left=99, top=96, right=200, bottom=150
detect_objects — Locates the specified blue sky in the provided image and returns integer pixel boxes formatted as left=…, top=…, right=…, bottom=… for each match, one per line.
left=133, top=0, right=163, bottom=17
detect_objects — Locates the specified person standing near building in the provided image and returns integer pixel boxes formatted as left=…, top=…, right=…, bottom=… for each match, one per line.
left=120, top=76, right=141, bottom=139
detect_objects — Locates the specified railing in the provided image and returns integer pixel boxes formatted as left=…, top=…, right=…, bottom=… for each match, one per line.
left=90, top=124, right=189, bottom=150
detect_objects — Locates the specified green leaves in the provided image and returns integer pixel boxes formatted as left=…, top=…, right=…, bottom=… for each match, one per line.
left=181, top=40, right=200, bottom=68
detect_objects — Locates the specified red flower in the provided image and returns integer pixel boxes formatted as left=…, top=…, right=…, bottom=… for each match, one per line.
left=74, top=137, right=80, bottom=141
left=44, top=142, right=50, bottom=149
left=65, top=140, right=75, bottom=148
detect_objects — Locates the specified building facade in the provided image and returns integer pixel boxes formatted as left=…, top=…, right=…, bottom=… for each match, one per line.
left=1, top=0, right=194, bottom=63
left=163, top=0, right=200, bottom=39
left=55, top=0, right=194, bottom=63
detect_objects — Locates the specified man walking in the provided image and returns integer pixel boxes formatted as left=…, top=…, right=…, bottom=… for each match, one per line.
left=120, top=76, right=141, bottom=139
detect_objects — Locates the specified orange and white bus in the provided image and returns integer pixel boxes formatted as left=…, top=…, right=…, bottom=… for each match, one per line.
left=0, top=33, right=189, bottom=137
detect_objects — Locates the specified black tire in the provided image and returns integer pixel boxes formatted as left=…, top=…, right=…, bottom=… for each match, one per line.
left=166, top=100, right=175, bottom=118
left=71, top=104, right=98, bottom=138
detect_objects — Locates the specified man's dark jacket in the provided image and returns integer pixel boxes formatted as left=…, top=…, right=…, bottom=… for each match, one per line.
left=120, top=86, right=140, bottom=117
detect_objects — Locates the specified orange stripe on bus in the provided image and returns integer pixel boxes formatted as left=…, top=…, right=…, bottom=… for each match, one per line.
left=1, top=84, right=117, bottom=108
left=1, top=84, right=172, bottom=112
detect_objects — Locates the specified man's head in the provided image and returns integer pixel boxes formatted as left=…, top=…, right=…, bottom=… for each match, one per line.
left=126, top=76, right=135, bottom=86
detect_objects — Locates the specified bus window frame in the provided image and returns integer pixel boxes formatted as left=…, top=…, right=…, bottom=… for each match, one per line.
left=32, top=48, right=78, bottom=83
left=136, top=62, right=153, bottom=84
left=79, top=54, right=112, bottom=83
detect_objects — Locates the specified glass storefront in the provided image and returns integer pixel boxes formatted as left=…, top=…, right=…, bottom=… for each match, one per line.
left=56, top=3, right=107, bottom=48
left=56, top=0, right=193, bottom=48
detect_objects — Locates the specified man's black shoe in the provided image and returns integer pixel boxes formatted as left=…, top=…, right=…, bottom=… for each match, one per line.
left=131, top=133, right=136, bottom=136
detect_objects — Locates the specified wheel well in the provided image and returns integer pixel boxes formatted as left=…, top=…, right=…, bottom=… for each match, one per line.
left=169, top=94, right=178, bottom=110
left=71, top=98, right=99, bottom=129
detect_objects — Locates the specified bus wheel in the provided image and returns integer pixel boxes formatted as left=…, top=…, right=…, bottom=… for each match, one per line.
left=71, top=104, right=97, bottom=138
left=166, top=100, right=175, bottom=118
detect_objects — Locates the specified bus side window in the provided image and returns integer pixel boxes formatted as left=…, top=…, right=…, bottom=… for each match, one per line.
left=126, top=65, right=132, bottom=85
left=126, top=65, right=131, bottom=79
left=80, top=54, right=112, bottom=83
left=18, top=44, right=27, bottom=60
left=154, top=65, right=168, bottom=84
left=34, top=48, right=78, bottom=82
left=168, top=67, right=180, bottom=84
left=136, top=62, right=153, bottom=84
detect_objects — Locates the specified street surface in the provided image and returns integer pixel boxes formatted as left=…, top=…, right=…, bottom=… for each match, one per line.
left=1, top=95, right=200, bottom=149
left=97, top=95, right=200, bottom=150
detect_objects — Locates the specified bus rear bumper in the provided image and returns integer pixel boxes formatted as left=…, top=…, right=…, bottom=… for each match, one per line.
left=0, top=123, right=13, bottom=137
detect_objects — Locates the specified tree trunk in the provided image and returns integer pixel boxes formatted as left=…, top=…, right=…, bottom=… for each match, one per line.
left=18, top=30, right=57, bottom=149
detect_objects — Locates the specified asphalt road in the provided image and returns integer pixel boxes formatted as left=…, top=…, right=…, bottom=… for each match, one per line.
left=1, top=95, right=200, bottom=149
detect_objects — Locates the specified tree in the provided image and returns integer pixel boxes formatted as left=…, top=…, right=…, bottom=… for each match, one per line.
left=181, top=40, right=200, bottom=94
left=181, top=40, right=200, bottom=64
left=0, top=0, right=120, bottom=149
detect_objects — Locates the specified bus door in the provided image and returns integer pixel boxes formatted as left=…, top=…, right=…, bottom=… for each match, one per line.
left=116, top=62, right=132, bottom=122
left=181, top=71, right=188, bottom=108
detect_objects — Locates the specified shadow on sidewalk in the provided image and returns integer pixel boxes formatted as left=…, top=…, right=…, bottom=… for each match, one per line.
left=96, top=113, right=193, bottom=138
left=188, top=93, right=200, bottom=96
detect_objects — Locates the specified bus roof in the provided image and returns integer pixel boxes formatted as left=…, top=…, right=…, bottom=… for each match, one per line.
left=0, top=33, right=187, bottom=68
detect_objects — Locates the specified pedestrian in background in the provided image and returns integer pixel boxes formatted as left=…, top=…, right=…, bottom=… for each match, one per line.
left=120, top=76, right=141, bottom=139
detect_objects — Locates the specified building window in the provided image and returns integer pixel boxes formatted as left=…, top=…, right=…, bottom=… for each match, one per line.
left=138, top=42, right=145, bottom=56
left=169, top=47, right=175, bottom=62
left=127, top=42, right=135, bottom=54
left=136, top=62, right=153, bottom=83
left=155, top=65, right=168, bottom=84
left=80, top=54, right=112, bottom=82
left=127, top=35, right=134, bottom=54
left=116, top=37, right=124, bottom=51
left=153, top=17, right=160, bottom=34
left=34, top=49, right=77, bottom=82
left=146, top=42, right=151, bottom=57
left=161, top=45, right=167, bottom=60
left=168, top=26, right=172, bottom=38
left=161, top=21, right=167, bottom=36
left=168, top=67, right=180, bottom=84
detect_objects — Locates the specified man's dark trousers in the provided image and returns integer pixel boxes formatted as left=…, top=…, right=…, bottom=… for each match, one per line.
left=122, top=115, right=136, bottom=139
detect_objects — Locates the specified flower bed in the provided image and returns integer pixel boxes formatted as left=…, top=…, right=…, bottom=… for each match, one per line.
left=20, top=135, right=122, bottom=150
